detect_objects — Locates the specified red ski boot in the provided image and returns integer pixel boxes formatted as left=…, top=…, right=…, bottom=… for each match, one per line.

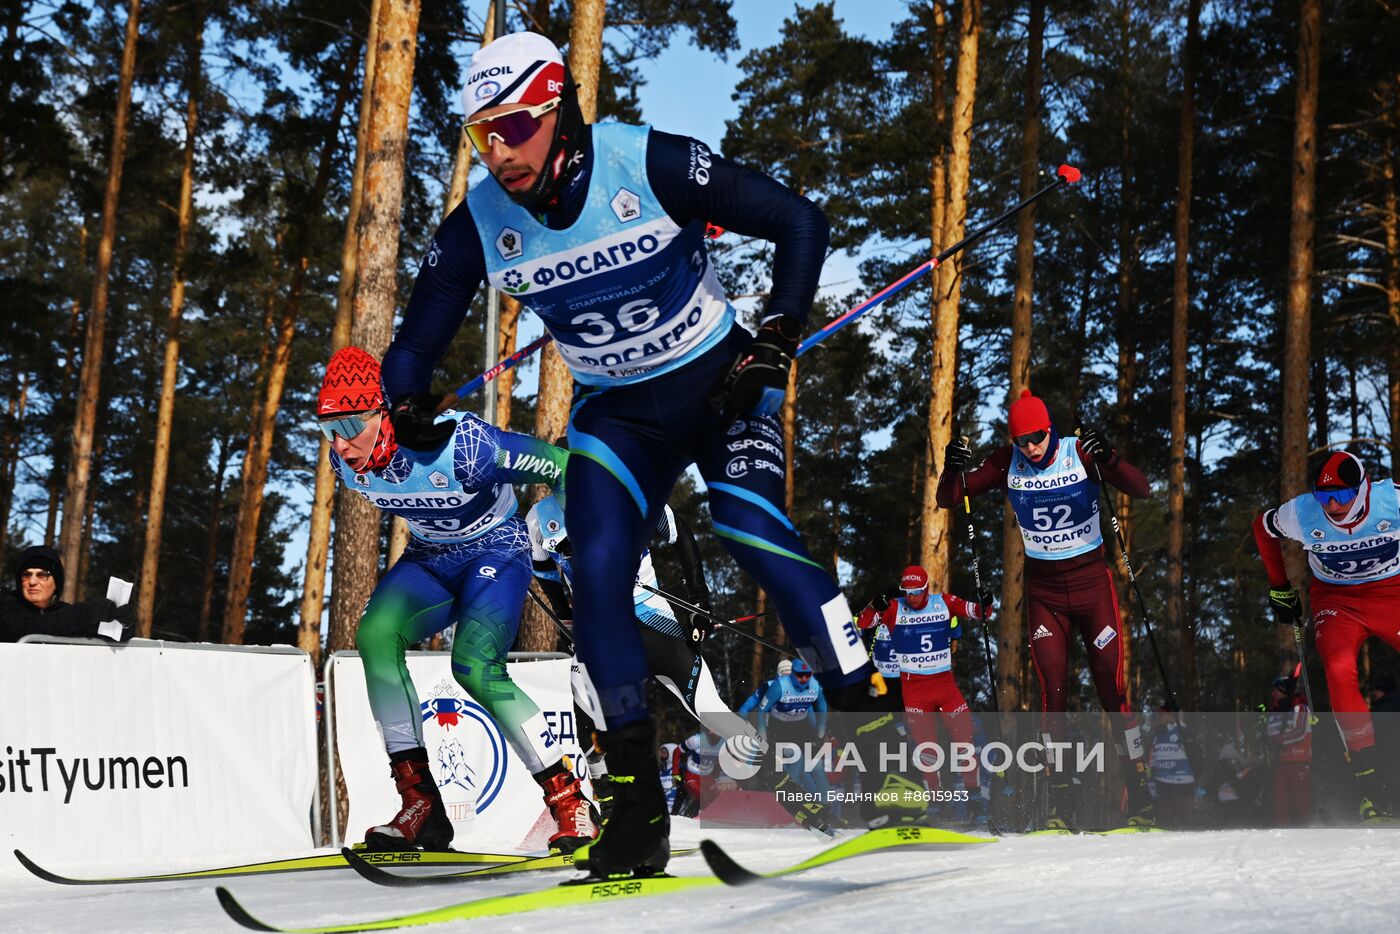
left=537, top=764, right=599, bottom=853
left=363, top=748, right=453, bottom=852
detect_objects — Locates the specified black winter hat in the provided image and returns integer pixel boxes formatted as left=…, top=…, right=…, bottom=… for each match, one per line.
left=16, top=545, right=65, bottom=598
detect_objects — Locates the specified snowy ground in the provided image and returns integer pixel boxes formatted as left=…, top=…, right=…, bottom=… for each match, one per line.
left=3, top=821, right=1397, bottom=933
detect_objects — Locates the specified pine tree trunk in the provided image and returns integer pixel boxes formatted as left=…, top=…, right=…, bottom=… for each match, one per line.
left=197, top=437, right=232, bottom=642
left=1385, top=98, right=1399, bottom=478
left=1281, top=0, right=1322, bottom=596
left=300, top=0, right=382, bottom=663
left=750, top=589, right=769, bottom=693
left=224, top=39, right=360, bottom=645
left=328, top=0, right=422, bottom=655
left=496, top=295, right=522, bottom=428
left=0, top=374, right=27, bottom=566
left=1112, top=0, right=1139, bottom=697
left=998, top=0, right=1042, bottom=713
left=443, top=1, right=495, bottom=217
left=59, top=0, right=141, bottom=600
left=921, top=0, right=981, bottom=586
left=136, top=15, right=203, bottom=639
left=48, top=229, right=86, bottom=548
left=1167, top=0, right=1201, bottom=709
left=783, top=365, right=798, bottom=512
left=929, top=0, right=948, bottom=252
left=77, top=436, right=103, bottom=597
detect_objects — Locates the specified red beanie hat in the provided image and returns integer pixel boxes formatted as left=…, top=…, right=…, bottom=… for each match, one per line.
left=319, top=346, right=386, bottom=416
left=900, top=565, right=929, bottom=592
left=1007, top=389, right=1051, bottom=438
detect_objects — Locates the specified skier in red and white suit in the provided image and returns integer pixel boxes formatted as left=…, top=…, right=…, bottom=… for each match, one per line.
left=1253, top=450, right=1400, bottom=821
left=859, top=565, right=989, bottom=827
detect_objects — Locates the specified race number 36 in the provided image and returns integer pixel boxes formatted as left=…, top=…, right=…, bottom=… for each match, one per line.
left=572, top=299, right=660, bottom=345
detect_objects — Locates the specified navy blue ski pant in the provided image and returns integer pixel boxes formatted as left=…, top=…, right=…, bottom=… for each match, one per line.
left=565, top=324, right=869, bottom=728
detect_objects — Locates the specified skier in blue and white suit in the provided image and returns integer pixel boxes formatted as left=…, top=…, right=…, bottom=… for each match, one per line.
left=317, top=347, right=592, bottom=855
left=756, top=659, right=830, bottom=797
left=381, top=32, right=869, bottom=876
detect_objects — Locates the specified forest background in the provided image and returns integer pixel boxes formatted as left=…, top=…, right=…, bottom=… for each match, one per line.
left=2, top=0, right=1397, bottom=729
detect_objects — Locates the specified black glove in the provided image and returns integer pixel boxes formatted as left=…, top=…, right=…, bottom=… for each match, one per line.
left=977, top=591, right=996, bottom=618
left=1079, top=426, right=1115, bottom=465
left=390, top=393, right=456, bottom=453
left=1268, top=587, right=1302, bottom=628
left=863, top=592, right=892, bottom=614
left=93, top=599, right=134, bottom=643
left=688, top=609, right=715, bottom=645
left=712, top=315, right=801, bottom=424
left=944, top=437, right=973, bottom=473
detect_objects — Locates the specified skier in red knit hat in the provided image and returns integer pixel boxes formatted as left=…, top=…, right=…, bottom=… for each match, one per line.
left=936, top=389, right=1154, bottom=830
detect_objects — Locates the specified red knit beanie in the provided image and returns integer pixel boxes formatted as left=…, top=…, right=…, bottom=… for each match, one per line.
left=1007, top=389, right=1051, bottom=438
left=319, top=346, right=386, bottom=416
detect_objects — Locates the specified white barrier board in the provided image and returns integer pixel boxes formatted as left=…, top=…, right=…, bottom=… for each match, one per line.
left=332, top=655, right=583, bottom=853
left=0, top=642, right=317, bottom=877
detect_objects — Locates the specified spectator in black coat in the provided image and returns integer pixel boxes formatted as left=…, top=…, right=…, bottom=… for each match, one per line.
left=0, top=545, right=132, bottom=643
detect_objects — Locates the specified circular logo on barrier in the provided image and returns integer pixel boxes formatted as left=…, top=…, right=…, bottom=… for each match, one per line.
left=421, top=691, right=508, bottom=813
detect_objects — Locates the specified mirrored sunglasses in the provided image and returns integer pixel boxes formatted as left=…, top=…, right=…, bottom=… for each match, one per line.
left=1313, top=486, right=1358, bottom=507
left=317, top=410, right=377, bottom=442
left=462, top=97, right=561, bottom=154
left=1013, top=429, right=1049, bottom=448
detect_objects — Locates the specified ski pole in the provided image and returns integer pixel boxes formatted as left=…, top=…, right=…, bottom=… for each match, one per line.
left=527, top=586, right=575, bottom=646
left=637, top=583, right=790, bottom=655
left=1291, top=622, right=1317, bottom=721
left=958, top=435, right=999, bottom=714
left=1077, top=429, right=1178, bottom=708
left=797, top=164, right=1081, bottom=356
left=436, top=333, right=553, bottom=413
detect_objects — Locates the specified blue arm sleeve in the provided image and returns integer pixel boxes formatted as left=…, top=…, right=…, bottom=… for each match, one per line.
left=382, top=202, right=488, bottom=404
left=756, top=678, right=784, bottom=735
left=813, top=687, right=828, bottom=736
left=737, top=689, right=760, bottom=716
left=646, top=129, right=829, bottom=327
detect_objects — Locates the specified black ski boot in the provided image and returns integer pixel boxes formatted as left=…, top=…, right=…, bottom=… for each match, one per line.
left=1352, top=746, right=1396, bottom=822
left=1044, top=779, right=1079, bottom=833
left=584, top=749, right=617, bottom=823
left=1124, top=758, right=1157, bottom=829
left=827, top=680, right=927, bottom=828
left=573, top=720, right=670, bottom=878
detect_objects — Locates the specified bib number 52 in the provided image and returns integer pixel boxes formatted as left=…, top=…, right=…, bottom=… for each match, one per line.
left=1031, top=504, right=1075, bottom=531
